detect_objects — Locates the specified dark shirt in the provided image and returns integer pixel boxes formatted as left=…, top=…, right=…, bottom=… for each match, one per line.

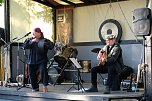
left=104, top=43, right=124, bottom=73
left=23, top=37, right=54, bottom=64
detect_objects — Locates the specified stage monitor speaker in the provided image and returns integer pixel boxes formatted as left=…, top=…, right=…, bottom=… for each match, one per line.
left=133, top=8, right=151, bottom=36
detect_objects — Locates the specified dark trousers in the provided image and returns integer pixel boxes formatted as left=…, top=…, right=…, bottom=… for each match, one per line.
left=28, top=63, right=48, bottom=89
left=91, top=65, right=117, bottom=89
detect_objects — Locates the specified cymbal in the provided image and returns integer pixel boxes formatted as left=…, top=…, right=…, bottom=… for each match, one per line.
left=91, top=48, right=101, bottom=53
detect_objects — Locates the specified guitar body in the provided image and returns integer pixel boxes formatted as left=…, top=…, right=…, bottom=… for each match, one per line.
left=98, top=51, right=107, bottom=66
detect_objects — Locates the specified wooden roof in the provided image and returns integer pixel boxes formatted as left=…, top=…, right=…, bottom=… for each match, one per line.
left=33, top=0, right=129, bottom=9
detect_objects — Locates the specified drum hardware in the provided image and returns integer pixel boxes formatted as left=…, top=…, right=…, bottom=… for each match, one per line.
left=91, top=48, right=101, bottom=54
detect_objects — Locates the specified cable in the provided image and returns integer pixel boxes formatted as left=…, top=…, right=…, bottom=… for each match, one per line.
left=104, top=3, right=110, bottom=20
left=117, top=0, right=142, bottom=44
left=110, top=0, right=116, bottom=19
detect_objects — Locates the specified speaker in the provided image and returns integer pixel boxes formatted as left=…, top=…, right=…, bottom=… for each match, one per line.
left=11, top=45, right=25, bottom=82
left=133, top=8, right=151, bottom=36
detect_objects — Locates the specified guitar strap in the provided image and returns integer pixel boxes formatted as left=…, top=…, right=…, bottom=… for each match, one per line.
left=107, top=44, right=115, bottom=57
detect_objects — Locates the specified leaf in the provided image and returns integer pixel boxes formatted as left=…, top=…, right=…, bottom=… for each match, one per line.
left=0, top=0, right=4, bottom=6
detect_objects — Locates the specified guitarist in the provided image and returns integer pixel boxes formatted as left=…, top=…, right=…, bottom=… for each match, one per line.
left=86, top=34, right=124, bottom=94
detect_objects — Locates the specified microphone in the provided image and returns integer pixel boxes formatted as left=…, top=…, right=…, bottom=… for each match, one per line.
left=12, top=37, right=18, bottom=41
left=0, top=38, right=8, bottom=46
left=24, top=32, right=31, bottom=37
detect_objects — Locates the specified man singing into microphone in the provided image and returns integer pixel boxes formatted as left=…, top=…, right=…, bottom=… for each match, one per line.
left=23, top=27, right=54, bottom=92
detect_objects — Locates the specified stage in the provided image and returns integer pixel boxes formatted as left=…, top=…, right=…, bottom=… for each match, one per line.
left=0, top=82, right=144, bottom=101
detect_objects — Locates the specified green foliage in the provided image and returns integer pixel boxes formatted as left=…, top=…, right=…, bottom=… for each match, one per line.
left=0, top=0, right=3, bottom=3
left=17, top=0, right=53, bottom=23
left=0, top=0, right=3, bottom=6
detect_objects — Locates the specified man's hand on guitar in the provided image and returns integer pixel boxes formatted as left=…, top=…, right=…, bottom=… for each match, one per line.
left=97, top=50, right=107, bottom=66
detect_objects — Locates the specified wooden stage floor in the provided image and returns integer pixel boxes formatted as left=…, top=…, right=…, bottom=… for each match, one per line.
left=0, top=82, right=144, bottom=101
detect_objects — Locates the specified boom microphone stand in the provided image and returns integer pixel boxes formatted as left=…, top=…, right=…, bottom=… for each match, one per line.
left=16, top=32, right=31, bottom=91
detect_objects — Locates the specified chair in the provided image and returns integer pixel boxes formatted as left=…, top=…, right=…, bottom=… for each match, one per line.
left=53, top=46, right=78, bottom=86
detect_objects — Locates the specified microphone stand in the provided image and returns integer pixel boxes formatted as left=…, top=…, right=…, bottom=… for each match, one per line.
left=15, top=34, right=31, bottom=91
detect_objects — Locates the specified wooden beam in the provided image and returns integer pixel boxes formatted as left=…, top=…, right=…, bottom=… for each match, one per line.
left=77, top=0, right=129, bottom=7
left=33, top=0, right=56, bottom=8
left=33, top=0, right=129, bottom=9
left=47, top=0, right=61, bottom=6
left=61, top=0, right=76, bottom=6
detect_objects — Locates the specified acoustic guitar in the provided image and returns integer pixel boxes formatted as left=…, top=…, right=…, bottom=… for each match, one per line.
left=98, top=50, right=107, bottom=66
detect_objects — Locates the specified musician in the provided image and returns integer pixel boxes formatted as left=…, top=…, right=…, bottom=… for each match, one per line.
left=86, top=34, right=124, bottom=94
left=23, top=27, right=54, bottom=92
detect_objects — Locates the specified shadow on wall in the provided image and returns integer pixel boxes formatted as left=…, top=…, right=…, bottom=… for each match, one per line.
left=122, top=44, right=143, bottom=73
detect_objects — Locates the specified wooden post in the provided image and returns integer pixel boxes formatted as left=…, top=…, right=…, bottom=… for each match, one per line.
left=0, top=47, right=4, bottom=81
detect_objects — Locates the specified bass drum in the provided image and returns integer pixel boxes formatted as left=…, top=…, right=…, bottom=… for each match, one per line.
left=48, top=67, right=64, bottom=84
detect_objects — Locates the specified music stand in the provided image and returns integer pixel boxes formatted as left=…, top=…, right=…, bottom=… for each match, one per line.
left=67, top=58, right=85, bottom=92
